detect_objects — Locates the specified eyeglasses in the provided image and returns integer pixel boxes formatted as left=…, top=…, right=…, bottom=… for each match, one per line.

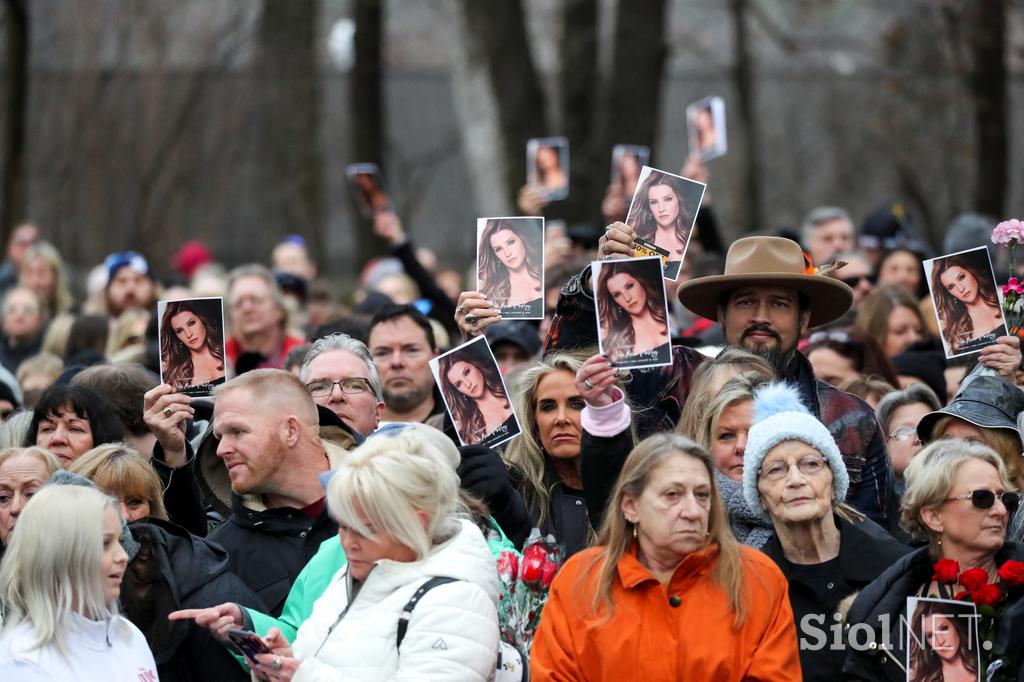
left=807, top=330, right=852, bottom=346
left=888, top=427, right=921, bottom=447
left=306, top=378, right=372, bottom=398
left=759, top=455, right=830, bottom=481
left=944, top=490, right=1020, bottom=514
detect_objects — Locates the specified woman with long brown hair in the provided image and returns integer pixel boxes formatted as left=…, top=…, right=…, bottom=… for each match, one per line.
left=930, top=253, right=1005, bottom=354
left=626, top=170, right=696, bottom=279
left=477, top=218, right=543, bottom=313
left=438, top=348, right=514, bottom=446
left=160, top=299, right=225, bottom=392
left=530, top=433, right=800, bottom=680
left=595, top=260, right=669, bottom=362
left=908, top=599, right=978, bottom=682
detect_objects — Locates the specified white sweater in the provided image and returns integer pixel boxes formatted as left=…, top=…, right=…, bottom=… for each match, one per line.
left=0, top=612, right=158, bottom=681
left=291, top=518, right=500, bottom=682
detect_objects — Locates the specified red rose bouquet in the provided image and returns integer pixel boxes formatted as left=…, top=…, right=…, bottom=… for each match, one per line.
left=932, top=558, right=1024, bottom=678
left=496, top=529, right=561, bottom=652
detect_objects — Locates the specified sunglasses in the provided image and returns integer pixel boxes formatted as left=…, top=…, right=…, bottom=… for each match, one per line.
left=839, top=274, right=875, bottom=288
left=944, top=490, right=1020, bottom=514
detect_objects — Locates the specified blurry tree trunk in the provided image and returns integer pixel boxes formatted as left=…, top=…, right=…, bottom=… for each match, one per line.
left=965, top=0, right=1007, bottom=216
left=352, top=0, right=385, bottom=266
left=559, top=0, right=599, bottom=224
left=599, top=0, right=668, bottom=155
left=258, top=0, right=324, bottom=265
left=456, top=0, right=546, bottom=203
left=731, top=0, right=763, bottom=234
left=1, top=0, right=29, bottom=242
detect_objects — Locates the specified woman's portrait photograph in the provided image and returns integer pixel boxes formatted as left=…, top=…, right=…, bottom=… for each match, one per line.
left=592, top=256, right=672, bottom=370
left=430, top=335, right=521, bottom=448
left=158, top=297, right=227, bottom=397
left=906, top=598, right=980, bottom=682
left=924, top=246, right=1007, bottom=358
left=610, top=144, right=649, bottom=198
left=625, top=165, right=707, bottom=281
left=476, top=217, right=544, bottom=319
left=345, top=162, right=390, bottom=217
left=526, top=136, right=569, bottom=201
left=686, top=95, right=728, bottom=161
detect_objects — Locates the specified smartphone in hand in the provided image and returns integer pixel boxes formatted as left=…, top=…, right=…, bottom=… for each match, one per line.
left=228, top=629, right=272, bottom=663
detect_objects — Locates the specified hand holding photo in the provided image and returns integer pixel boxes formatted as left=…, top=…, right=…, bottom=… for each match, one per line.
left=345, top=163, right=391, bottom=218
left=158, top=297, right=227, bottom=397
left=430, top=336, right=522, bottom=448
left=477, top=217, right=544, bottom=320
left=924, top=246, right=1007, bottom=358
left=527, top=137, right=569, bottom=201
left=905, top=597, right=980, bottom=682
left=610, top=144, right=650, bottom=198
left=625, top=165, right=707, bottom=281
left=592, top=256, right=672, bottom=370
left=686, top=95, right=727, bottom=161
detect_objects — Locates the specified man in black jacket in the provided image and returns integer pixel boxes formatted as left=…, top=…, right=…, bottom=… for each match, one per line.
left=195, top=369, right=352, bottom=616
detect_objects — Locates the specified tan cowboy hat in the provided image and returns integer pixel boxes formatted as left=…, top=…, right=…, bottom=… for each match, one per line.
left=677, top=236, right=853, bottom=327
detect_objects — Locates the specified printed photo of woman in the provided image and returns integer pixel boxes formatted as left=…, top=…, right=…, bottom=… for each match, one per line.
left=476, top=217, right=544, bottom=319
left=686, top=95, right=728, bottom=161
left=527, top=137, right=569, bottom=201
left=158, top=297, right=226, bottom=396
left=625, top=166, right=706, bottom=281
left=907, top=598, right=979, bottom=682
left=610, top=145, right=649, bottom=198
left=593, top=256, right=671, bottom=369
left=431, top=336, right=521, bottom=448
left=345, top=163, right=390, bottom=217
left=925, top=247, right=1006, bottom=358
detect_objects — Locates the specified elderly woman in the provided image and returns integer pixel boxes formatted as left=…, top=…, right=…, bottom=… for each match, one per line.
left=244, top=426, right=500, bottom=681
left=0, top=446, right=60, bottom=561
left=742, top=383, right=909, bottom=682
left=843, top=439, right=1024, bottom=681
left=875, top=383, right=942, bottom=500
left=531, top=433, right=801, bottom=680
left=0, top=485, right=158, bottom=679
left=576, top=350, right=775, bottom=534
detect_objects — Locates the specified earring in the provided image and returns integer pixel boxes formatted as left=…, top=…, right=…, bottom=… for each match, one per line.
left=632, top=524, right=638, bottom=539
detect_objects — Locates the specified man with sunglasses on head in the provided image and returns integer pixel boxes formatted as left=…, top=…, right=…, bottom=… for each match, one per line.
left=299, top=333, right=384, bottom=437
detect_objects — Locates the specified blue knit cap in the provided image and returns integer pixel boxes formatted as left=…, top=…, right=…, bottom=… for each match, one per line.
left=742, top=383, right=849, bottom=522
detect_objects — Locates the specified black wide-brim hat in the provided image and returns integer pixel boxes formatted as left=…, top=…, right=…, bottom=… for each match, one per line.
left=676, top=236, right=854, bottom=327
left=918, top=374, right=1024, bottom=443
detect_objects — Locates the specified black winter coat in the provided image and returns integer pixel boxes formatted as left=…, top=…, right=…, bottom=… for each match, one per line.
left=843, top=542, right=1024, bottom=681
left=208, top=495, right=338, bottom=616
left=122, top=519, right=266, bottom=682
left=761, top=515, right=910, bottom=682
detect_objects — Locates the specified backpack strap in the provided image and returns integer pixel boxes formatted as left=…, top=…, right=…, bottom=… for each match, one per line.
left=396, top=576, right=459, bottom=649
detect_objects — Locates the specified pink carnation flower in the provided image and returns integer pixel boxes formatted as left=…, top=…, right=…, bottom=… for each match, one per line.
left=993, top=219, right=1024, bottom=245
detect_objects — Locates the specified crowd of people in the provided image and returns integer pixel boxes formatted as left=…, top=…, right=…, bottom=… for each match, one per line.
left=0, top=160, right=1023, bottom=682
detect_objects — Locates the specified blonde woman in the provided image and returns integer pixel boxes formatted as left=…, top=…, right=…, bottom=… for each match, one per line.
left=69, top=443, right=169, bottom=523
left=504, top=353, right=598, bottom=558
left=246, top=426, right=500, bottom=681
left=0, top=485, right=158, bottom=679
left=18, top=241, right=73, bottom=316
left=530, top=433, right=800, bottom=680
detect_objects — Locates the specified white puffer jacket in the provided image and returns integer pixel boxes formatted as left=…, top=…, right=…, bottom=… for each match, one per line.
left=291, top=518, right=500, bottom=682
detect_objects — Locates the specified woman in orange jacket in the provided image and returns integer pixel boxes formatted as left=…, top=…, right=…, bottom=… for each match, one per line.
left=530, top=433, right=802, bottom=681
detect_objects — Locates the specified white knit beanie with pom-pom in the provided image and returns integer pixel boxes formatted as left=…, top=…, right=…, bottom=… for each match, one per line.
left=742, top=382, right=849, bottom=522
